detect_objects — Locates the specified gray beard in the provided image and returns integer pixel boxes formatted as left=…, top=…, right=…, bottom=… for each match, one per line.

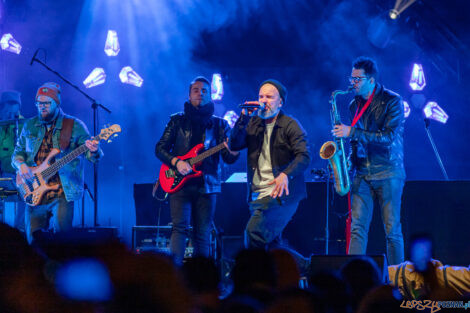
left=258, top=108, right=278, bottom=120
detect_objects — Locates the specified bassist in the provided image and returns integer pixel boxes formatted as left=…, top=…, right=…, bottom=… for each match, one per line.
left=12, top=82, right=102, bottom=243
left=155, top=76, right=239, bottom=264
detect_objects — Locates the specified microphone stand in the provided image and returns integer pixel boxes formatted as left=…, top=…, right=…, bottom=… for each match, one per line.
left=31, top=50, right=111, bottom=227
left=81, top=183, right=95, bottom=227
left=325, top=166, right=330, bottom=255
left=424, top=118, right=449, bottom=180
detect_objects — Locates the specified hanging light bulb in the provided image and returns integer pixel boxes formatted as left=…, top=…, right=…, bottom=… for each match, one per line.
left=409, top=63, right=426, bottom=91
left=211, top=73, right=224, bottom=100
left=119, top=66, right=143, bottom=87
left=0, top=33, right=22, bottom=54
left=104, top=30, right=120, bottom=57
left=83, top=68, right=106, bottom=88
left=423, top=101, right=448, bottom=124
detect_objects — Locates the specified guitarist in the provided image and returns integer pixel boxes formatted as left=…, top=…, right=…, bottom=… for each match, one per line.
left=155, top=76, right=239, bottom=264
left=11, top=82, right=102, bottom=243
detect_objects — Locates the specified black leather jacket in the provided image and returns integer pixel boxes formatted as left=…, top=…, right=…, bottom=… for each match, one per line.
left=229, top=110, right=311, bottom=201
left=349, top=83, right=405, bottom=180
left=155, top=112, right=239, bottom=193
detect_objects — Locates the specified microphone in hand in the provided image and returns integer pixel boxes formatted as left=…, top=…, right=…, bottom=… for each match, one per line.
left=239, top=101, right=260, bottom=109
left=239, top=101, right=261, bottom=116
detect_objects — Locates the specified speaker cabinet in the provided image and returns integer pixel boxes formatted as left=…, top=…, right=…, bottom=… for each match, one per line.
left=309, top=254, right=388, bottom=283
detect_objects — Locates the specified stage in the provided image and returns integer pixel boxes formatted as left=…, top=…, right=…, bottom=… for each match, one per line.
left=134, top=180, right=470, bottom=266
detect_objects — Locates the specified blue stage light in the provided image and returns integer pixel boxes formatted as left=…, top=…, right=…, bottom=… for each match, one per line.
left=104, top=30, right=120, bottom=57
left=83, top=67, right=106, bottom=88
left=223, top=110, right=239, bottom=128
left=55, top=258, right=113, bottom=301
left=409, top=63, right=426, bottom=91
left=211, top=73, right=224, bottom=100
left=403, top=101, right=410, bottom=118
left=119, top=66, right=143, bottom=87
left=0, top=33, right=21, bottom=54
left=423, top=101, right=448, bottom=124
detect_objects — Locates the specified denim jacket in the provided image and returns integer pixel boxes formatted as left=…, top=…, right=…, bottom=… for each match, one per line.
left=12, top=109, right=103, bottom=202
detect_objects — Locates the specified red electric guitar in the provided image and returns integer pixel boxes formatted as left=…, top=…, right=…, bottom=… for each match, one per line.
left=158, top=142, right=226, bottom=193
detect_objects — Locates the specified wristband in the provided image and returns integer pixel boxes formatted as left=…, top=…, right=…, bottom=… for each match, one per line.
left=174, top=159, right=181, bottom=168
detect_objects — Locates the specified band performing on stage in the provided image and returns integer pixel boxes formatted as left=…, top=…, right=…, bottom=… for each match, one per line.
left=1, top=58, right=409, bottom=266
left=0, top=56, right=446, bottom=263
left=1, top=57, right=469, bottom=311
left=2, top=0, right=470, bottom=311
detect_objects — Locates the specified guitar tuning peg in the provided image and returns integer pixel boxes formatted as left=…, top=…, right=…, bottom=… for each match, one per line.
left=107, top=139, right=112, bottom=143
left=113, top=134, right=118, bottom=137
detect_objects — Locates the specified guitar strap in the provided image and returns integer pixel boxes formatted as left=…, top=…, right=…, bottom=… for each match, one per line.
left=60, top=118, right=74, bottom=151
left=152, top=178, right=168, bottom=201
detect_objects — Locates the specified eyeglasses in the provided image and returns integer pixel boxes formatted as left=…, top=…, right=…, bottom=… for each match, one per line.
left=348, top=76, right=368, bottom=83
left=35, top=101, right=52, bottom=108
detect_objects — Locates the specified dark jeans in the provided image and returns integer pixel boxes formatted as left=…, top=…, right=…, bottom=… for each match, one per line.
left=348, top=176, right=405, bottom=265
left=14, top=201, right=25, bottom=232
left=25, top=195, right=74, bottom=243
left=245, top=195, right=309, bottom=274
left=169, top=184, right=216, bottom=264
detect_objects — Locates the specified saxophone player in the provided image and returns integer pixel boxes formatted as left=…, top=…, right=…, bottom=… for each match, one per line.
left=332, top=57, right=405, bottom=265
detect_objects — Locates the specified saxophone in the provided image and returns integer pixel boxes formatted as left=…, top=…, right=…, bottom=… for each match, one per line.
left=319, top=88, right=352, bottom=196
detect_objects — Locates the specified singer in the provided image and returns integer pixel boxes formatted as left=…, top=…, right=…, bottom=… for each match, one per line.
left=332, top=56, right=406, bottom=265
left=229, top=79, right=311, bottom=274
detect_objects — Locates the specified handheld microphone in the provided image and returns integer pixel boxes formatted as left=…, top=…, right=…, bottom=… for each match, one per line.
left=30, top=49, right=39, bottom=66
left=239, top=101, right=261, bottom=109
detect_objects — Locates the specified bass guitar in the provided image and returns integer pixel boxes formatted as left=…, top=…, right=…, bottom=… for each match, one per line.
left=16, top=124, right=121, bottom=206
left=158, top=142, right=226, bottom=194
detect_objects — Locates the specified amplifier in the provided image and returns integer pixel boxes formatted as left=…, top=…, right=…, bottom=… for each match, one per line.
left=132, top=225, right=199, bottom=259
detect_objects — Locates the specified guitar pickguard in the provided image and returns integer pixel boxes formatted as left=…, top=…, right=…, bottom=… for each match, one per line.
left=165, top=168, right=176, bottom=178
left=165, top=169, right=186, bottom=189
